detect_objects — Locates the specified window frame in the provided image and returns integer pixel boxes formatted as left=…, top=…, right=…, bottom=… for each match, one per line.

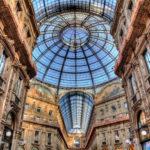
left=47, top=133, right=51, bottom=145
left=143, top=48, right=150, bottom=74
left=34, top=130, right=40, bottom=144
left=36, top=107, right=41, bottom=113
left=0, top=50, right=6, bottom=76
left=129, top=73, right=137, bottom=97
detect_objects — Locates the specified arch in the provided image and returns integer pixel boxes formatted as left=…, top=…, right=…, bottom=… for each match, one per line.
left=132, top=109, right=146, bottom=129
left=137, top=110, right=146, bottom=129
left=95, top=81, right=123, bottom=103
left=29, top=81, right=56, bottom=99
left=5, top=111, right=16, bottom=128
left=59, top=90, right=94, bottom=101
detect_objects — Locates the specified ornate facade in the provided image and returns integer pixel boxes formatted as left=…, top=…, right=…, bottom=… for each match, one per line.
left=111, top=0, right=150, bottom=149
left=0, top=0, right=38, bottom=149
left=86, top=82, right=129, bottom=150
left=0, top=0, right=149, bottom=150
left=19, top=80, right=129, bottom=150
left=20, top=80, right=68, bottom=150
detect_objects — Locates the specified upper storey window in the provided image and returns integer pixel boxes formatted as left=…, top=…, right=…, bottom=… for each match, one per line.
left=129, top=74, right=137, bottom=96
left=34, top=131, right=40, bottom=144
left=47, top=133, right=51, bottom=145
left=16, top=1, right=22, bottom=12
left=128, top=0, right=133, bottom=11
left=127, top=0, right=134, bottom=19
left=111, top=105, right=116, bottom=112
left=119, top=29, right=124, bottom=43
left=143, top=49, right=150, bottom=73
left=130, top=75, right=136, bottom=94
left=14, top=76, right=22, bottom=97
left=36, top=107, right=41, bottom=113
left=0, top=51, right=6, bottom=75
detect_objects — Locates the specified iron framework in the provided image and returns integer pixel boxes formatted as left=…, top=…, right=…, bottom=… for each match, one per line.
left=33, top=12, right=118, bottom=90
left=59, top=91, right=94, bottom=134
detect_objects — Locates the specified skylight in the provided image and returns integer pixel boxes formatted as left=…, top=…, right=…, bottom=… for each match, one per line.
left=59, top=91, right=94, bottom=134
left=32, top=12, right=118, bottom=90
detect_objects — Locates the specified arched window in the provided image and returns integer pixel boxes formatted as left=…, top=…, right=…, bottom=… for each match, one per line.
left=138, top=111, right=150, bottom=150
left=3, top=112, right=15, bottom=149
left=6, top=113, right=14, bottom=129
left=138, top=111, right=146, bottom=129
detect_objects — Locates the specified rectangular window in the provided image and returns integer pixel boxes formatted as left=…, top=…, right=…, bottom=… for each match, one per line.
left=37, top=107, right=41, bottom=113
left=143, top=49, right=150, bottom=73
left=47, top=133, right=51, bottom=145
left=128, top=0, right=133, bottom=10
left=14, top=76, right=22, bottom=96
left=115, top=130, right=119, bottom=142
left=25, top=103, right=30, bottom=110
left=20, top=128, right=24, bottom=140
left=124, top=102, right=128, bottom=109
left=49, top=110, right=52, bottom=116
left=0, top=52, right=6, bottom=75
left=34, top=131, right=39, bottom=144
left=115, top=130, right=119, bottom=137
left=129, top=75, right=137, bottom=96
left=16, top=1, right=22, bottom=12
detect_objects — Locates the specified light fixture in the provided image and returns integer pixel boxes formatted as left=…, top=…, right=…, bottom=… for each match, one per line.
left=6, top=130, right=12, bottom=137
left=141, top=130, right=147, bottom=136
left=74, top=139, right=80, bottom=147
left=125, top=139, right=131, bottom=144
left=115, top=135, right=119, bottom=140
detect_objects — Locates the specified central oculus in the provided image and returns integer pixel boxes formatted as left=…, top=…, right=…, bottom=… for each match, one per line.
left=61, top=26, right=89, bottom=48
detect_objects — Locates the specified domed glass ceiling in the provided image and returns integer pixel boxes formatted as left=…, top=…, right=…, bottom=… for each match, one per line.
left=31, top=0, right=118, bottom=135
left=33, top=12, right=118, bottom=89
left=59, top=91, right=93, bottom=134
left=32, top=0, right=116, bottom=23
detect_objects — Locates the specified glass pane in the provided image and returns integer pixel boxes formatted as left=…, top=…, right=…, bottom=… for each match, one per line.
left=144, top=49, right=150, bottom=72
left=32, top=12, right=118, bottom=90
left=59, top=91, right=93, bottom=134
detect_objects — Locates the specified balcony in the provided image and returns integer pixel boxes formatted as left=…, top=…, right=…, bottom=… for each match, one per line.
left=10, top=93, right=21, bottom=110
left=23, top=115, right=59, bottom=128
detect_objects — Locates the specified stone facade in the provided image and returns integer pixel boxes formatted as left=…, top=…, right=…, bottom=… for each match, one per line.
left=20, top=80, right=129, bottom=150
left=20, top=80, right=68, bottom=150
left=111, top=0, right=150, bottom=149
left=0, top=0, right=140, bottom=149
left=0, top=0, right=38, bottom=149
left=86, top=82, right=130, bottom=150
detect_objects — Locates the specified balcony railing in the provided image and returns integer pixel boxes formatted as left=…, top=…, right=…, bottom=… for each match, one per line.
left=10, top=92, right=21, bottom=109
left=23, top=115, right=59, bottom=128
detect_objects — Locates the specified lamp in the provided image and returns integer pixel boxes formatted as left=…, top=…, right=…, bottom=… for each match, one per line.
left=5, top=130, right=12, bottom=137
left=115, top=135, right=119, bottom=141
left=141, top=130, right=147, bottom=136
left=125, top=139, right=131, bottom=145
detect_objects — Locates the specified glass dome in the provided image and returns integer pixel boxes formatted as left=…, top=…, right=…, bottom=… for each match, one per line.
left=32, top=0, right=116, bottom=23
left=33, top=12, right=118, bottom=89
left=59, top=91, right=94, bottom=134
